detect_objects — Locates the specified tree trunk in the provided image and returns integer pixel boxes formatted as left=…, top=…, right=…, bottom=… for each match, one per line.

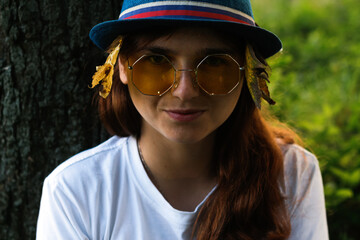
left=0, top=1, right=123, bottom=239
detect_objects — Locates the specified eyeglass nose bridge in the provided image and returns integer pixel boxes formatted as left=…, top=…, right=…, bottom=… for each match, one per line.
left=173, top=68, right=198, bottom=89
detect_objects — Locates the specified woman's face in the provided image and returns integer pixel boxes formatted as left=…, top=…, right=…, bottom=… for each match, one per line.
left=119, top=27, right=244, bottom=144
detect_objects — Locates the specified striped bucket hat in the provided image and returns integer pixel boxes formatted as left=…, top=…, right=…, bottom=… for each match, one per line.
left=89, top=0, right=282, bottom=58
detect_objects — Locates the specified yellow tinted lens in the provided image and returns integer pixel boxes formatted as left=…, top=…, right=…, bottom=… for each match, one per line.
left=197, top=55, right=240, bottom=95
left=132, top=55, right=174, bottom=95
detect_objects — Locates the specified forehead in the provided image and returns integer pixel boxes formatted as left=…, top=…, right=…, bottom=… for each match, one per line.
left=125, top=26, right=242, bottom=56
left=148, top=27, right=232, bottom=49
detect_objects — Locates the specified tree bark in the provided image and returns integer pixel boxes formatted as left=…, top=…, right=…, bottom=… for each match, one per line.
left=0, top=1, right=123, bottom=239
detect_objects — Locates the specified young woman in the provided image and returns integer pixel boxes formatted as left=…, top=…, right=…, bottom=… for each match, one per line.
left=37, top=0, right=329, bottom=239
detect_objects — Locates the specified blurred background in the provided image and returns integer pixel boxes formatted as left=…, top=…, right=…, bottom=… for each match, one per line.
left=0, top=0, right=359, bottom=239
left=253, top=0, right=360, bottom=239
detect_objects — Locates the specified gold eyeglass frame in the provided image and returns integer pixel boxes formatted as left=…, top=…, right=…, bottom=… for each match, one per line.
left=127, top=53, right=245, bottom=96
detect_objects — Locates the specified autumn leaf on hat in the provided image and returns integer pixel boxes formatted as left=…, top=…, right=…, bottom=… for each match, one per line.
left=91, top=64, right=114, bottom=98
left=245, top=44, right=275, bottom=109
left=90, top=39, right=122, bottom=98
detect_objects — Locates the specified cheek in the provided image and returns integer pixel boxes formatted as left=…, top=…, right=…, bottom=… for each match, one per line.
left=127, top=83, right=157, bottom=119
left=127, top=84, right=143, bottom=109
left=213, top=84, right=242, bottom=121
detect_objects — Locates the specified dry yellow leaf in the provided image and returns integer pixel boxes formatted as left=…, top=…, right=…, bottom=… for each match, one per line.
left=90, top=38, right=123, bottom=99
left=245, top=44, right=275, bottom=109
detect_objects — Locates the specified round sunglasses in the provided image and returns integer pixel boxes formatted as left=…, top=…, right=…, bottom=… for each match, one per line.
left=127, top=53, right=244, bottom=96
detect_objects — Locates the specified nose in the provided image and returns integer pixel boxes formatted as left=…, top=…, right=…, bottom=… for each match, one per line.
left=171, top=69, right=199, bottom=100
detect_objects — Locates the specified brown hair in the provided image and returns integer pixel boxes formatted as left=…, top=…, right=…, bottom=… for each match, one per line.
left=192, top=84, right=291, bottom=239
left=95, top=28, right=292, bottom=239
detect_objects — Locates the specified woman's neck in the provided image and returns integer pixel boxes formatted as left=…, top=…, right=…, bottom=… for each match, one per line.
left=137, top=125, right=217, bottom=211
left=138, top=129, right=215, bottom=180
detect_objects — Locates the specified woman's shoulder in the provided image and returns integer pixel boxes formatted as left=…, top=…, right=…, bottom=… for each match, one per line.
left=44, top=136, right=133, bottom=187
left=280, top=143, right=319, bottom=176
left=278, top=144, right=329, bottom=239
left=279, top=143, right=324, bottom=210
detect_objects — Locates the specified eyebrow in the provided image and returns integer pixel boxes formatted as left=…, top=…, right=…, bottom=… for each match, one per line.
left=143, top=46, right=175, bottom=55
left=141, top=46, right=235, bottom=56
left=200, top=48, right=235, bottom=56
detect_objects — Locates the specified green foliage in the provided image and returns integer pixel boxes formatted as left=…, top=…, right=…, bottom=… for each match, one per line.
left=253, top=0, right=360, bottom=239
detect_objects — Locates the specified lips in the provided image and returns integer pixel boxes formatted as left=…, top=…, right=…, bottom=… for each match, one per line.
left=165, top=109, right=205, bottom=122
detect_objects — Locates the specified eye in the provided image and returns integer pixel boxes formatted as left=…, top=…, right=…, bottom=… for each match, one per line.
left=202, top=55, right=227, bottom=66
left=146, top=55, right=169, bottom=65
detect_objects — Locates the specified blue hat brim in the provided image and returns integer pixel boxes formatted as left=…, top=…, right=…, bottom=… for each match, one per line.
left=89, top=18, right=282, bottom=59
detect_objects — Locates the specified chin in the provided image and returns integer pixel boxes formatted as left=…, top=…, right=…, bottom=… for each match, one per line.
left=163, top=128, right=215, bottom=145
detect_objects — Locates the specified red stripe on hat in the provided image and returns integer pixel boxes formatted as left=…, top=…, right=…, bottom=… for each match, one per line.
left=123, top=10, right=253, bottom=26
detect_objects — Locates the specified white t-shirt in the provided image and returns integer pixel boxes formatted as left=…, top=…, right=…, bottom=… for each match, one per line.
left=36, top=136, right=328, bottom=239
